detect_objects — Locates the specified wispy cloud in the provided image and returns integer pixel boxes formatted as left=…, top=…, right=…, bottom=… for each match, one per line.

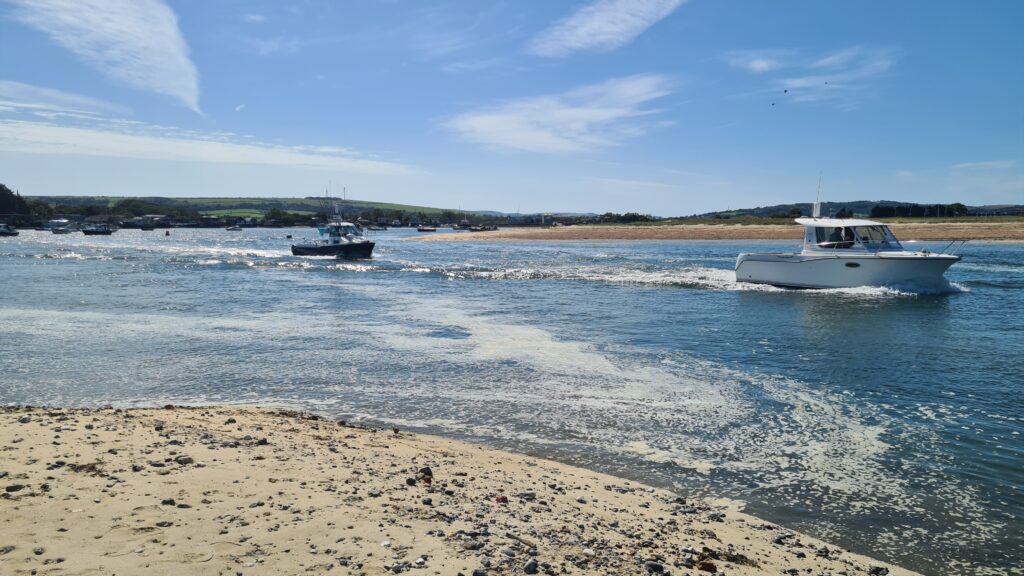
left=527, top=0, right=684, bottom=58
left=400, top=5, right=516, bottom=60
left=0, top=117, right=412, bottom=175
left=8, top=0, right=200, bottom=112
left=724, top=50, right=793, bottom=74
left=241, top=13, right=265, bottom=24
left=810, top=47, right=864, bottom=70
left=588, top=176, right=678, bottom=190
left=0, top=81, right=130, bottom=116
left=446, top=74, right=672, bottom=153
left=242, top=34, right=346, bottom=56
left=951, top=160, right=1016, bottom=171
left=726, top=45, right=897, bottom=108
left=779, top=47, right=895, bottom=103
left=246, top=35, right=306, bottom=56
left=234, top=103, right=246, bottom=112
left=442, top=58, right=501, bottom=74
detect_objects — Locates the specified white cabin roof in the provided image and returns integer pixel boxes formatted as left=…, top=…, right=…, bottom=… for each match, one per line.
left=794, top=217, right=884, bottom=227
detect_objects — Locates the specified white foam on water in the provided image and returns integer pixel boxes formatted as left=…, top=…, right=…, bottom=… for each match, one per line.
left=622, top=441, right=717, bottom=474
left=441, top=264, right=782, bottom=292
left=337, top=287, right=1001, bottom=564
left=955, top=262, right=1024, bottom=274
left=429, top=263, right=970, bottom=298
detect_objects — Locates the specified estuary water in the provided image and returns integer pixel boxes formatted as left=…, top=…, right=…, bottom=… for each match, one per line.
left=1, top=228, right=1021, bottom=574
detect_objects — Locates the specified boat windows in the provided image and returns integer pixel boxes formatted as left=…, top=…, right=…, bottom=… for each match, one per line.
left=815, top=227, right=854, bottom=249
left=853, top=226, right=901, bottom=250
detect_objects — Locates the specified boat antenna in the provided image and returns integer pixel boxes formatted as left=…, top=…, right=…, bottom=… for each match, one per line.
left=812, top=173, right=823, bottom=218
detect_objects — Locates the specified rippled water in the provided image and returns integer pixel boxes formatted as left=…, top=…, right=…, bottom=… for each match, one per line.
left=1, top=228, right=1021, bottom=574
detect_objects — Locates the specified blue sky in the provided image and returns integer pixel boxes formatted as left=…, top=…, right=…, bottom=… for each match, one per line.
left=0, top=0, right=1021, bottom=215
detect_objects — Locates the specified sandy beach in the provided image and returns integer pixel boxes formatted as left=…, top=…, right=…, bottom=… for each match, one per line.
left=0, top=406, right=913, bottom=576
left=418, top=221, right=1024, bottom=242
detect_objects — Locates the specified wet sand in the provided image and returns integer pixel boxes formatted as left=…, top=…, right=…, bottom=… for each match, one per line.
left=418, top=221, right=1024, bottom=242
left=0, top=406, right=914, bottom=575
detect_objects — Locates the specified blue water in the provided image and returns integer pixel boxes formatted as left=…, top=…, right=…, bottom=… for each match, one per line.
left=1, top=228, right=1021, bottom=574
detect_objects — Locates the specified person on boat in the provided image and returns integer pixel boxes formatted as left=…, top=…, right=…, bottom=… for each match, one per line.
left=842, top=227, right=855, bottom=248
left=828, top=227, right=844, bottom=247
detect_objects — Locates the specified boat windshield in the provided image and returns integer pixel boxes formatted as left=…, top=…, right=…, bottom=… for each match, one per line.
left=853, top=226, right=901, bottom=250
left=813, top=225, right=901, bottom=250
left=323, top=224, right=363, bottom=236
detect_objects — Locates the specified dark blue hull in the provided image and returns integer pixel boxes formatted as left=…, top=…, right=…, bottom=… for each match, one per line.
left=291, top=241, right=374, bottom=259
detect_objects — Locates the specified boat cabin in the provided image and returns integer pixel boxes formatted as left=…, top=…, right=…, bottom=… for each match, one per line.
left=318, top=221, right=365, bottom=244
left=795, top=217, right=903, bottom=252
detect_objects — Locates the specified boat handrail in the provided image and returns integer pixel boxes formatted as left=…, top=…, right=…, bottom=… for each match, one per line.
left=939, top=239, right=969, bottom=256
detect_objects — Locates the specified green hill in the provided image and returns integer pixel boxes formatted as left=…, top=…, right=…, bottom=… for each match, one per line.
left=24, top=195, right=460, bottom=216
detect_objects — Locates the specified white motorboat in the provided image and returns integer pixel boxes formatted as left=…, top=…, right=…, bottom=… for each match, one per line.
left=735, top=206, right=962, bottom=289
left=46, top=218, right=71, bottom=233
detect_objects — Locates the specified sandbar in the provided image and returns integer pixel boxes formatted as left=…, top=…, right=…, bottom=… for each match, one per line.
left=1, top=406, right=915, bottom=575
left=417, top=222, right=1023, bottom=242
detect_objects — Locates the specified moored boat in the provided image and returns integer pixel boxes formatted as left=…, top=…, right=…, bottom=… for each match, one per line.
left=82, top=223, right=115, bottom=235
left=291, top=221, right=374, bottom=258
left=46, top=218, right=72, bottom=233
left=735, top=205, right=962, bottom=289
left=417, top=226, right=436, bottom=232
left=0, top=223, right=18, bottom=236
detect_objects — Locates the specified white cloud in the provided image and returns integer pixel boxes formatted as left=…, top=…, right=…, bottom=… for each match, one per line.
left=527, top=0, right=685, bottom=58
left=0, top=81, right=130, bottom=116
left=0, top=118, right=412, bottom=175
left=235, top=103, right=246, bottom=112
left=8, top=0, right=200, bottom=111
left=446, top=74, right=672, bottom=153
left=951, top=160, right=1016, bottom=171
left=725, top=50, right=792, bottom=74
left=241, top=13, right=265, bottom=24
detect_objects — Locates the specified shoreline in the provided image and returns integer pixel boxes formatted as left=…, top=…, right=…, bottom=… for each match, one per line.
left=416, top=221, right=1024, bottom=242
left=1, top=405, right=915, bottom=575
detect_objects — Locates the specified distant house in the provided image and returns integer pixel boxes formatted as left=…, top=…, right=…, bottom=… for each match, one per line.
left=85, top=214, right=120, bottom=224
left=200, top=216, right=225, bottom=227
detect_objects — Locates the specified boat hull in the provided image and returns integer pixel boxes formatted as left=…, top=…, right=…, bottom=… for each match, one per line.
left=291, top=241, right=375, bottom=259
left=735, top=253, right=959, bottom=289
left=82, top=230, right=114, bottom=235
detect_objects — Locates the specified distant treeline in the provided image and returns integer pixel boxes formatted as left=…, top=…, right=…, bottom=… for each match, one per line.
left=690, top=200, right=1019, bottom=220
left=867, top=203, right=967, bottom=218
left=4, top=187, right=624, bottom=227
left=3, top=188, right=551, bottom=227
